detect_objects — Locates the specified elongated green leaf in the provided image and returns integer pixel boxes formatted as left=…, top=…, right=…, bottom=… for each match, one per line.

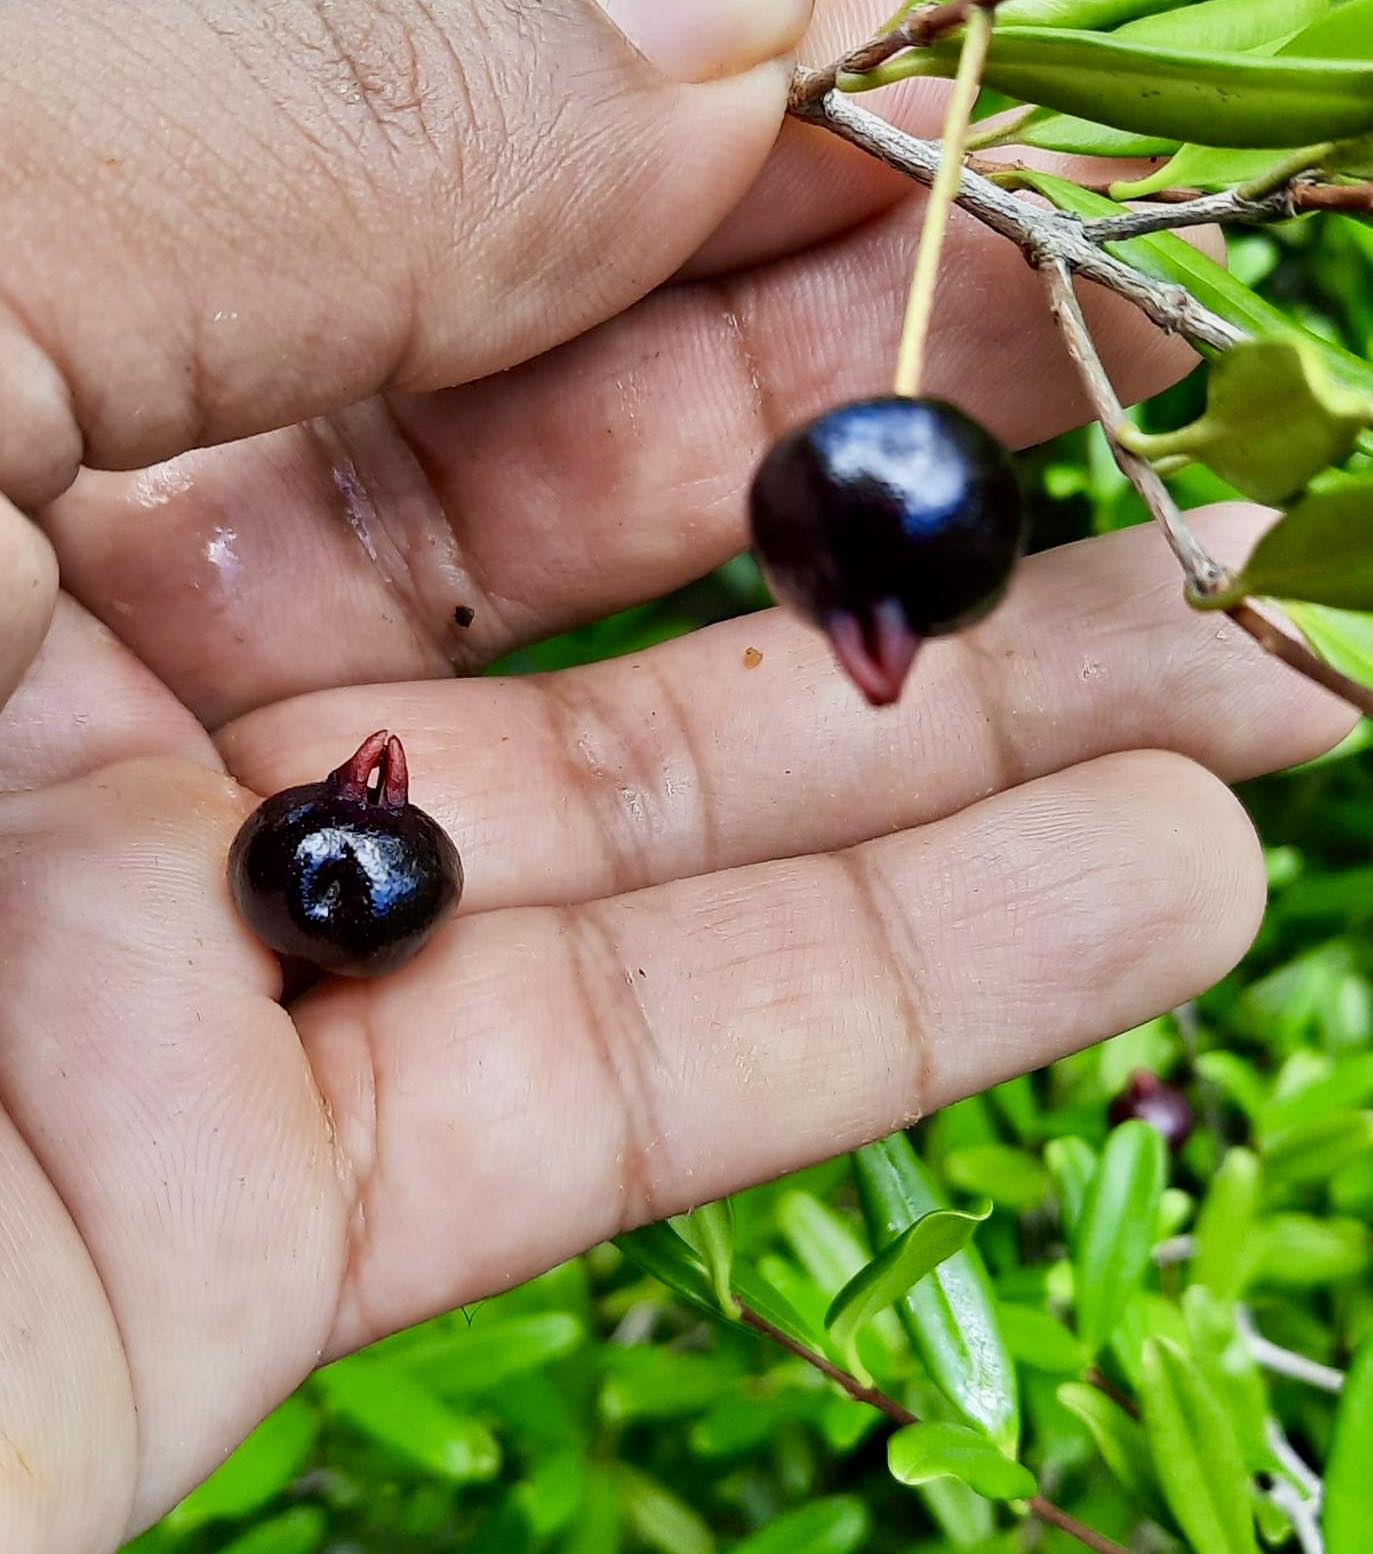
left=615, top=1222, right=820, bottom=1352
left=1263, top=1109, right=1373, bottom=1186
left=1111, top=0, right=1373, bottom=187
left=1111, top=1291, right=1190, bottom=1389
left=1254, top=1213, right=1371, bottom=1286
left=1058, top=1382, right=1161, bottom=1511
left=732, top=1498, right=870, bottom=1554
left=1192, top=1147, right=1262, bottom=1302
left=944, top=1145, right=1050, bottom=1210
left=825, top=1203, right=990, bottom=1381
left=998, top=1304, right=1089, bottom=1374
left=1224, top=477, right=1373, bottom=610
left=1044, top=1137, right=1097, bottom=1235
left=1141, top=1339, right=1259, bottom=1554
left=682, top=1200, right=739, bottom=1319
left=888, top=1422, right=1037, bottom=1501
left=1012, top=108, right=1176, bottom=157
left=600, top=1347, right=739, bottom=1425
left=1261, top=1052, right=1373, bottom=1132
left=401, top=1314, right=585, bottom=1397
left=619, top=1469, right=715, bottom=1554
left=1325, top=1337, right=1373, bottom=1554
left=998, top=0, right=1191, bottom=25
left=561, top=1470, right=622, bottom=1554
left=164, top=1397, right=318, bottom=1532
left=216, top=1509, right=327, bottom=1554
left=1120, top=0, right=1328, bottom=52
left=1075, top=1121, right=1167, bottom=1355
left=854, top=1136, right=1020, bottom=1451
left=1181, top=1288, right=1274, bottom=1473
left=845, top=28, right=1373, bottom=147
left=778, top=1190, right=906, bottom=1371
left=316, top=1357, right=500, bottom=1482
left=1121, top=340, right=1373, bottom=504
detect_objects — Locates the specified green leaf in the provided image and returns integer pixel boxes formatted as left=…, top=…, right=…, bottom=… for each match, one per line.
left=1293, top=599, right=1373, bottom=682
left=943, top=1145, right=1050, bottom=1210
left=600, top=1348, right=739, bottom=1425
left=1325, top=1336, right=1373, bottom=1554
left=845, top=28, right=1373, bottom=148
left=854, top=1136, right=1020, bottom=1450
left=1262, top=1109, right=1373, bottom=1186
left=1057, top=1383, right=1161, bottom=1510
left=400, top=1313, right=585, bottom=1397
left=1254, top=1214, right=1371, bottom=1285
left=1110, top=1292, right=1190, bottom=1389
left=163, top=1397, right=318, bottom=1532
left=214, top=1508, right=328, bottom=1554
left=618, top=1468, right=715, bottom=1554
left=561, top=1470, right=622, bottom=1554
left=1114, top=0, right=1329, bottom=51
left=1120, top=340, right=1373, bottom=505
left=680, top=1200, right=740, bottom=1320
left=516, top=1450, right=588, bottom=1539
left=1074, top=1121, right=1167, bottom=1355
left=615, top=1221, right=821, bottom=1353
left=1195, top=1051, right=1269, bottom=1120
left=1140, top=1338, right=1259, bottom=1554
left=1044, top=1137, right=1097, bottom=1235
left=997, top=0, right=1192, bottom=26
left=997, top=1304, right=1089, bottom=1374
left=1111, top=0, right=1373, bottom=190
left=1181, top=1288, right=1275, bottom=1473
left=732, top=1498, right=870, bottom=1554
left=315, top=1357, right=501, bottom=1482
left=825, top=1203, right=990, bottom=1382
left=888, top=1422, right=1037, bottom=1501
left=1225, top=476, right=1373, bottom=610
left=1011, top=109, right=1176, bottom=158
left=1192, top=1147, right=1263, bottom=1302
left=1260, top=1051, right=1373, bottom=1132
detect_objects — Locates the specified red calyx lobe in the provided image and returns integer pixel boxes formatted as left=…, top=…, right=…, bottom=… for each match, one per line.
left=825, top=601, right=922, bottom=708
left=330, top=729, right=410, bottom=809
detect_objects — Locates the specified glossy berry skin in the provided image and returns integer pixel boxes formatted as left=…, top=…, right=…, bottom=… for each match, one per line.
left=750, top=396, right=1026, bottom=705
left=1108, top=1070, right=1195, bottom=1154
left=229, top=731, right=462, bottom=978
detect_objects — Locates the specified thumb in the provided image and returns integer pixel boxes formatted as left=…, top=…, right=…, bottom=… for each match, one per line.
left=0, top=0, right=813, bottom=508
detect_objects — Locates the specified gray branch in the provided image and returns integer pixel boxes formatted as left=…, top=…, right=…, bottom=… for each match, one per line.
left=789, top=83, right=1244, bottom=355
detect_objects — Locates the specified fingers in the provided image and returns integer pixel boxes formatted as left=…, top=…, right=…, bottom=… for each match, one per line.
left=303, top=749, right=1264, bottom=1350
left=46, top=193, right=1198, bottom=722
left=0, top=1106, right=135, bottom=1554
left=0, top=761, right=347, bottom=1530
left=0, top=596, right=218, bottom=795
left=0, top=0, right=812, bottom=507
left=219, top=508, right=1355, bottom=915
left=0, top=498, right=57, bottom=710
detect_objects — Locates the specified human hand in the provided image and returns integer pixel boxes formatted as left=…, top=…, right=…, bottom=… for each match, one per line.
left=0, top=1, right=1353, bottom=1548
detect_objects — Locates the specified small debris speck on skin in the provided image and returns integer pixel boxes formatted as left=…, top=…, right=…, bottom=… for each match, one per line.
left=453, top=605, right=476, bottom=629
left=742, top=647, right=764, bottom=669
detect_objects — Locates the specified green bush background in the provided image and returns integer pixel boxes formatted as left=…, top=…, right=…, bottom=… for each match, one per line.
left=121, top=215, right=1373, bottom=1554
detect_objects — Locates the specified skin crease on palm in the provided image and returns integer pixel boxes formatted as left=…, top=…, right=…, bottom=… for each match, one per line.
left=0, top=0, right=1358, bottom=1548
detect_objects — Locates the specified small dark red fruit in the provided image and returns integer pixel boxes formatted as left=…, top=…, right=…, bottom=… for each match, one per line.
left=229, top=731, right=462, bottom=978
left=749, top=396, right=1026, bottom=705
left=1108, top=1070, right=1195, bottom=1153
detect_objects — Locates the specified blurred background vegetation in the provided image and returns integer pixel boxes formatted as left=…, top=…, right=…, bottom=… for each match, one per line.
left=121, top=214, right=1373, bottom=1554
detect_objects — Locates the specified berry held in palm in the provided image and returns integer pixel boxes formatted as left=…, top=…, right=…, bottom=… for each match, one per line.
left=749, top=396, right=1027, bottom=706
left=228, top=731, right=463, bottom=978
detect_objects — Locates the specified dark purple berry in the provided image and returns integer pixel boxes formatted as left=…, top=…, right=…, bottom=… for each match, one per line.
left=749, top=396, right=1026, bottom=705
left=1108, top=1070, right=1195, bottom=1153
left=228, top=731, right=462, bottom=978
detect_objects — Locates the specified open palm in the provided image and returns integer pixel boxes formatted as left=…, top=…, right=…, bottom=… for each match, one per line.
left=0, top=2, right=1351, bottom=1549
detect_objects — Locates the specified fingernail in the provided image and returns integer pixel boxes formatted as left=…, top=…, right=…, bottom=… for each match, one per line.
left=596, top=0, right=813, bottom=83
